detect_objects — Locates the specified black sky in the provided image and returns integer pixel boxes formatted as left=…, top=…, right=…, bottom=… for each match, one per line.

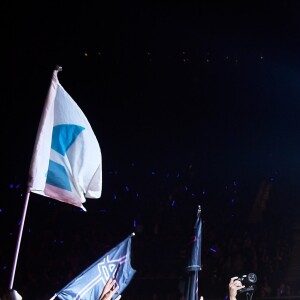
left=4, top=1, right=300, bottom=195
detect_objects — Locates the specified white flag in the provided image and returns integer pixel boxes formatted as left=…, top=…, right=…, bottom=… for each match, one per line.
left=28, top=68, right=102, bottom=210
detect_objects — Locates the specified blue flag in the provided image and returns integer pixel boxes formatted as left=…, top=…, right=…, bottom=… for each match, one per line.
left=184, top=206, right=202, bottom=300
left=28, top=67, right=102, bottom=211
left=52, top=233, right=136, bottom=300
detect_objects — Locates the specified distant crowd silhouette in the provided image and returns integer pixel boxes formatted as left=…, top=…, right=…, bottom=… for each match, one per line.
left=1, top=165, right=298, bottom=299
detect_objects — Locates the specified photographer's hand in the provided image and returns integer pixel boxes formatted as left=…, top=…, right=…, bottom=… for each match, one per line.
left=229, top=277, right=245, bottom=300
left=98, top=278, right=121, bottom=300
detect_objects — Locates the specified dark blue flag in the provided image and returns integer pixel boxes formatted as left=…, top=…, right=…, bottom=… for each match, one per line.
left=184, top=206, right=202, bottom=300
left=51, top=233, right=136, bottom=300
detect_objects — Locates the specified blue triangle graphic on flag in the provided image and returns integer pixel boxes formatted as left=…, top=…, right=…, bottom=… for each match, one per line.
left=47, top=160, right=72, bottom=191
left=52, top=124, right=85, bottom=155
left=46, top=124, right=85, bottom=191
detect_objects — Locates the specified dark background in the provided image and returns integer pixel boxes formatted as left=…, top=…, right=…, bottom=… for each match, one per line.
left=4, top=1, right=300, bottom=185
left=3, top=1, right=300, bottom=299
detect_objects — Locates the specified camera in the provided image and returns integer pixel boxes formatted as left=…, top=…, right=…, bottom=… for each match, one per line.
left=236, top=273, right=257, bottom=294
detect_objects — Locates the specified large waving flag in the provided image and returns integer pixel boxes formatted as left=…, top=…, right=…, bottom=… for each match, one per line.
left=28, top=67, right=102, bottom=210
left=51, top=233, right=136, bottom=300
left=184, top=205, right=202, bottom=300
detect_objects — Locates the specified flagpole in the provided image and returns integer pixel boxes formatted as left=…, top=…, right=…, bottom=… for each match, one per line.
left=9, top=67, right=63, bottom=289
left=9, top=186, right=31, bottom=289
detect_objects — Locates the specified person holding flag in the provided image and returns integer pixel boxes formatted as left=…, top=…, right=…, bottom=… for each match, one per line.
left=0, top=289, right=22, bottom=300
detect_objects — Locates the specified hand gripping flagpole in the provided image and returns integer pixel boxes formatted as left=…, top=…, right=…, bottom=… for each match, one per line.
left=9, top=66, right=63, bottom=290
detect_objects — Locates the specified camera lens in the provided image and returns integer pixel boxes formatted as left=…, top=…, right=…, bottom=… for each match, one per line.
left=247, top=273, right=257, bottom=284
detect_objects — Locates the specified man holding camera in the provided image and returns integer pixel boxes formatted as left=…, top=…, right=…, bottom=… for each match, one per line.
left=229, top=277, right=245, bottom=300
left=229, top=274, right=257, bottom=300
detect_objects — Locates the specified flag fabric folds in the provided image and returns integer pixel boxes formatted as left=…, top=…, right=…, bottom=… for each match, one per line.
left=28, top=67, right=102, bottom=210
left=184, top=206, right=202, bottom=300
left=54, top=233, right=136, bottom=300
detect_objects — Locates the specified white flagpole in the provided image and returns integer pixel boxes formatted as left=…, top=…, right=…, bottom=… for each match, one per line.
left=9, top=186, right=31, bottom=289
